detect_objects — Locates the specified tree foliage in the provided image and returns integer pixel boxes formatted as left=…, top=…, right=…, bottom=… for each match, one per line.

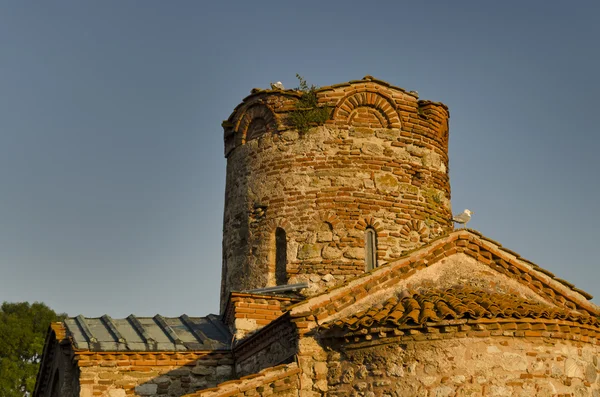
left=0, top=302, right=66, bottom=397
left=287, top=74, right=331, bottom=133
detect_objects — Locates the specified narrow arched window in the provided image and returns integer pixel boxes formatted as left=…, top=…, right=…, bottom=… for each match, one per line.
left=275, top=228, right=287, bottom=285
left=365, top=227, right=377, bottom=271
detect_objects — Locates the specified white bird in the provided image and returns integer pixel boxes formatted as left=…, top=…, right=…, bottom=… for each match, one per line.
left=270, top=81, right=285, bottom=90
left=452, top=209, right=473, bottom=228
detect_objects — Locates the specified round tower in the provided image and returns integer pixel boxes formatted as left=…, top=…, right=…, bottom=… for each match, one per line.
left=220, top=76, right=451, bottom=312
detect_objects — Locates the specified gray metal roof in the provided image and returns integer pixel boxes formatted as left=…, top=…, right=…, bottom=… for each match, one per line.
left=64, top=314, right=231, bottom=351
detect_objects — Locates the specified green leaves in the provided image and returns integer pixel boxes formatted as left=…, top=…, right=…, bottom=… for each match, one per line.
left=0, top=302, right=66, bottom=397
left=287, top=74, right=331, bottom=133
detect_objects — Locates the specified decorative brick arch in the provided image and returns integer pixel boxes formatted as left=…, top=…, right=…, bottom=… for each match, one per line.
left=332, top=90, right=401, bottom=129
left=312, top=212, right=341, bottom=231
left=399, top=220, right=430, bottom=244
left=234, top=104, right=278, bottom=143
left=354, top=216, right=384, bottom=233
left=264, top=217, right=293, bottom=235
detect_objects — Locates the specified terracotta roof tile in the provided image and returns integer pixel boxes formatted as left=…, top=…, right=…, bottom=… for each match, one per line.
left=322, top=287, right=599, bottom=334
left=290, top=230, right=598, bottom=334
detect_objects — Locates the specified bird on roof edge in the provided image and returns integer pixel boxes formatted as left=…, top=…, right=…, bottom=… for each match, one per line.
left=452, top=209, right=473, bottom=228
left=270, top=81, right=284, bottom=90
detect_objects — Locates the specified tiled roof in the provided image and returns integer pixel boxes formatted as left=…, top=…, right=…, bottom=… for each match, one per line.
left=289, top=230, right=598, bottom=337
left=64, top=314, right=231, bottom=351
left=322, top=287, right=599, bottom=333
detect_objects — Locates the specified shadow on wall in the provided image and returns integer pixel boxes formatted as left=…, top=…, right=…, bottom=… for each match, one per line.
left=111, top=359, right=235, bottom=397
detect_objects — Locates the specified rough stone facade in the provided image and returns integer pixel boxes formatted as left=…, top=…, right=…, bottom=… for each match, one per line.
left=221, top=76, right=452, bottom=311
left=325, top=337, right=600, bottom=396
left=35, top=77, right=600, bottom=397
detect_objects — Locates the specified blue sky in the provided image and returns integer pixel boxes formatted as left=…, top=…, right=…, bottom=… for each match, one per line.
left=0, top=2, right=598, bottom=318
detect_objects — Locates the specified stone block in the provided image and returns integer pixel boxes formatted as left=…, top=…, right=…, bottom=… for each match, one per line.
left=297, top=244, right=321, bottom=260
left=360, top=142, right=384, bottom=156
left=134, top=384, right=158, bottom=396
left=191, top=366, right=215, bottom=376
left=585, top=363, right=597, bottom=383
left=322, top=246, right=342, bottom=259
left=565, top=358, right=584, bottom=378
left=344, top=247, right=365, bottom=260
left=216, top=365, right=233, bottom=377
left=322, top=274, right=335, bottom=282
left=317, top=231, right=333, bottom=242
left=432, top=385, right=454, bottom=397
left=375, top=174, right=398, bottom=193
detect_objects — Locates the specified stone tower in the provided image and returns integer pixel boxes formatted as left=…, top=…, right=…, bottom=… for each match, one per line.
left=220, top=76, right=451, bottom=312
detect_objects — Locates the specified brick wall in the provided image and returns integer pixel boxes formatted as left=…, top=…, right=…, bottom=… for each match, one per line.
left=223, top=293, right=299, bottom=339
left=75, top=351, right=233, bottom=396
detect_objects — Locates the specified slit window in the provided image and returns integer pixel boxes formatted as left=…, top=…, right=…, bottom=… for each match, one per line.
left=275, top=228, right=287, bottom=285
left=365, top=227, right=377, bottom=271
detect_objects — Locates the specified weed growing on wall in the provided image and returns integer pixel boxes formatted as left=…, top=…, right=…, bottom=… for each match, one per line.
left=287, top=74, right=331, bottom=133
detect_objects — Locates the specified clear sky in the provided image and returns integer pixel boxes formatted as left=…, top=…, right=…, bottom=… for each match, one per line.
left=0, top=1, right=598, bottom=318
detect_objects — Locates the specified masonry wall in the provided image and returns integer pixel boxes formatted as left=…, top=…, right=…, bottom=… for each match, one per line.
left=221, top=78, right=452, bottom=311
left=223, top=293, right=299, bottom=339
left=325, top=336, right=600, bottom=397
left=75, top=352, right=234, bottom=397
left=190, top=363, right=302, bottom=397
left=234, top=319, right=298, bottom=377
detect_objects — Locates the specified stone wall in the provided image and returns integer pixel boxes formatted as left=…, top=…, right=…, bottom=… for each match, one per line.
left=220, top=77, right=452, bottom=311
left=187, top=363, right=301, bottom=397
left=75, top=351, right=233, bottom=396
left=325, top=336, right=600, bottom=397
left=235, top=318, right=298, bottom=377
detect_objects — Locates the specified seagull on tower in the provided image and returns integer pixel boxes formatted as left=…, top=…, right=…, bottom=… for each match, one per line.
left=453, top=209, right=473, bottom=228
left=270, top=81, right=285, bottom=90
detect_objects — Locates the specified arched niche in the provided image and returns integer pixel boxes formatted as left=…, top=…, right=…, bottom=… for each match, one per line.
left=234, top=104, right=278, bottom=144
left=332, top=91, right=401, bottom=129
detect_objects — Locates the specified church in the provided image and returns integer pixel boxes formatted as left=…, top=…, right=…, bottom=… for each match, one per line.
left=35, top=76, right=600, bottom=396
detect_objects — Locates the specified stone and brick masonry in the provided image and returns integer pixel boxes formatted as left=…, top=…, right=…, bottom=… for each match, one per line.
left=221, top=76, right=451, bottom=311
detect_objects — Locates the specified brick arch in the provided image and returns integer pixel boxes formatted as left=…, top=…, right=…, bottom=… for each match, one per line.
left=399, top=219, right=430, bottom=244
left=332, top=90, right=401, bottom=129
left=234, top=104, right=278, bottom=143
left=354, top=216, right=384, bottom=233
left=312, top=212, right=342, bottom=230
left=264, top=217, right=293, bottom=235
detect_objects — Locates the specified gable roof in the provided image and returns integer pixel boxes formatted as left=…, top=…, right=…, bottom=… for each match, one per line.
left=288, top=230, right=598, bottom=334
left=321, top=286, right=599, bottom=336
left=64, top=314, right=231, bottom=351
